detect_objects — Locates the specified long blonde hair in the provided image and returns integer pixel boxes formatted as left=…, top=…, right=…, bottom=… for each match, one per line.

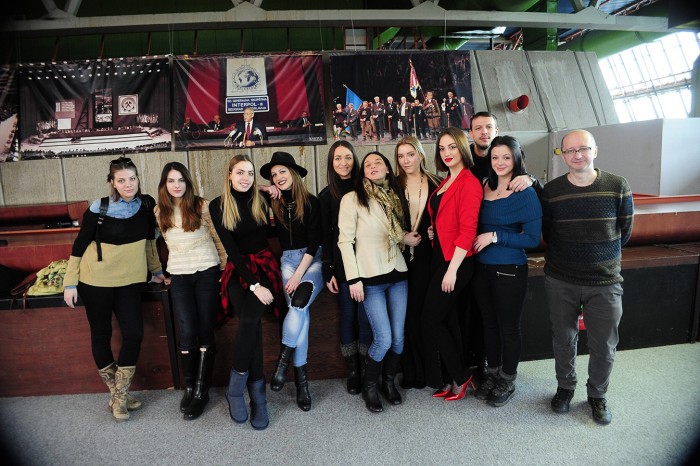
left=394, top=136, right=441, bottom=188
left=220, top=154, right=268, bottom=230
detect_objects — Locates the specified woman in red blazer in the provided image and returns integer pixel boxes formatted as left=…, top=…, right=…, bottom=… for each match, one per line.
left=421, top=127, right=483, bottom=400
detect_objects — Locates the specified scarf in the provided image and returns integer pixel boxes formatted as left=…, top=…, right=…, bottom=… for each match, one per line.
left=363, top=178, right=405, bottom=261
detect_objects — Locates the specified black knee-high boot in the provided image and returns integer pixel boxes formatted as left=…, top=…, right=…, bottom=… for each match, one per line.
left=362, top=357, right=384, bottom=413
left=381, top=350, right=402, bottom=405
left=179, top=350, right=198, bottom=412
left=184, top=346, right=215, bottom=420
left=294, top=365, right=311, bottom=412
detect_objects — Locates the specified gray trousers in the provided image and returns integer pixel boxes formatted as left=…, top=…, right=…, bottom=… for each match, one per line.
left=545, top=275, right=623, bottom=398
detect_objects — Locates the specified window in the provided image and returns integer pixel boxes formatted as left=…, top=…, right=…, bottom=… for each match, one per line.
left=599, top=32, right=700, bottom=123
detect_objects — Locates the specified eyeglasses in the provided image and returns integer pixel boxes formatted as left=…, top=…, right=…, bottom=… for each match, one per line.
left=561, top=147, right=592, bottom=156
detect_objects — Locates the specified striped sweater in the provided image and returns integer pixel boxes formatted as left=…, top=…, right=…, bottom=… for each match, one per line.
left=155, top=200, right=227, bottom=275
left=541, top=169, right=634, bottom=286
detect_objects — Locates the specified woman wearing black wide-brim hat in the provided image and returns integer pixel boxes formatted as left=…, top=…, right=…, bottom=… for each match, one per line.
left=261, top=151, right=323, bottom=412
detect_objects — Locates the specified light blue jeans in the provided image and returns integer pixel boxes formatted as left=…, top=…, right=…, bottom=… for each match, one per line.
left=281, top=248, right=324, bottom=367
left=363, top=280, right=408, bottom=362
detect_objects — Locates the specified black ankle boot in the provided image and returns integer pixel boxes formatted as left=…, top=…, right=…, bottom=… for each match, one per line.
left=179, top=350, right=198, bottom=413
left=270, top=345, right=294, bottom=392
left=294, top=365, right=311, bottom=412
left=184, top=346, right=215, bottom=420
left=362, top=357, right=384, bottom=413
left=380, top=350, right=402, bottom=405
left=344, top=354, right=361, bottom=395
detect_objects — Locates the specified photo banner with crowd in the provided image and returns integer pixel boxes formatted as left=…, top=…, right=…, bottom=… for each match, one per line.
left=329, top=51, right=474, bottom=144
left=16, top=58, right=171, bottom=160
left=173, top=54, right=326, bottom=150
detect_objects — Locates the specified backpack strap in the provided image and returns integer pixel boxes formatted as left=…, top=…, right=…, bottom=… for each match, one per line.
left=96, top=197, right=109, bottom=262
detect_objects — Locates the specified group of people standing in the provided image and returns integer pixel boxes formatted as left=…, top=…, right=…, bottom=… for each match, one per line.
left=335, top=91, right=471, bottom=143
left=63, top=110, right=633, bottom=429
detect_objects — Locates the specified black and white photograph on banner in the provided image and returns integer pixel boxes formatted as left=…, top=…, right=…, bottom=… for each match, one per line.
left=173, top=54, right=326, bottom=150
left=0, top=66, right=20, bottom=163
left=329, top=51, right=474, bottom=145
left=16, top=58, right=171, bottom=160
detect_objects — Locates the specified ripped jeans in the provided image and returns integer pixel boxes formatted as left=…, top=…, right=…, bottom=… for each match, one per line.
left=280, top=247, right=324, bottom=367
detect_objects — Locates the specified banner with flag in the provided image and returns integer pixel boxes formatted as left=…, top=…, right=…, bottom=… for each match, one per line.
left=409, top=60, right=421, bottom=99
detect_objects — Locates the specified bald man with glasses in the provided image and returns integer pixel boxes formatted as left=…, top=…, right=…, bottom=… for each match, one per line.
left=542, top=129, right=634, bottom=425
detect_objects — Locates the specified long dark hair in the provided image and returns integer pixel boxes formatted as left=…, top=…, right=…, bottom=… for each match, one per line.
left=157, top=161, right=203, bottom=233
left=270, top=166, right=310, bottom=229
left=326, top=140, right=360, bottom=200
left=434, top=127, right=474, bottom=172
left=486, top=135, right=527, bottom=191
left=354, top=151, right=403, bottom=210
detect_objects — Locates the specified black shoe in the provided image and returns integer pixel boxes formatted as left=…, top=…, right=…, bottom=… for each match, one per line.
left=487, top=377, right=515, bottom=407
left=588, top=397, right=612, bottom=424
left=271, top=345, right=294, bottom=392
left=184, top=346, right=215, bottom=420
left=380, top=351, right=402, bottom=405
left=551, top=387, right=575, bottom=413
left=476, top=372, right=498, bottom=400
left=362, top=357, right=384, bottom=413
left=344, top=355, right=361, bottom=395
left=294, top=365, right=312, bottom=412
left=179, top=351, right=198, bottom=413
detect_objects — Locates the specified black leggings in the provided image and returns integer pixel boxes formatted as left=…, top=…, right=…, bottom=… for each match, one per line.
left=78, top=282, right=145, bottom=369
left=228, top=279, right=269, bottom=381
left=421, top=256, right=474, bottom=387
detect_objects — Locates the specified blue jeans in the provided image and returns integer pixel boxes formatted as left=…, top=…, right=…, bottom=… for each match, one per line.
left=363, top=280, right=408, bottom=362
left=169, top=265, right=221, bottom=350
left=338, top=282, right=372, bottom=348
left=545, top=275, right=624, bottom=398
left=280, top=248, right=324, bottom=367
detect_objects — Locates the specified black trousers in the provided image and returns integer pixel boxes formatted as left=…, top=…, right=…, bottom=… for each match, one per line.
left=421, top=256, right=475, bottom=388
left=472, top=262, right=528, bottom=376
left=169, top=266, right=221, bottom=350
left=78, top=282, right=145, bottom=369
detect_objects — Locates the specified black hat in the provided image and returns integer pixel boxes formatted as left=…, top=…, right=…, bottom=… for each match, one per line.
left=260, top=151, right=308, bottom=180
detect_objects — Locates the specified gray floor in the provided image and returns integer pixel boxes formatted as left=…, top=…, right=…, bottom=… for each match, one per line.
left=1, top=344, right=699, bottom=466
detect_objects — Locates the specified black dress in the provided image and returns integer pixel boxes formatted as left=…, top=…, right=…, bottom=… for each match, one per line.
left=400, top=177, right=439, bottom=389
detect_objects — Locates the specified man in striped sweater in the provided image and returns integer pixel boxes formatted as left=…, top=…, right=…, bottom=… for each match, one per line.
left=542, top=129, right=634, bottom=425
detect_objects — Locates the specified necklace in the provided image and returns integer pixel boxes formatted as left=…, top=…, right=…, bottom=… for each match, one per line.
left=406, top=174, right=424, bottom=231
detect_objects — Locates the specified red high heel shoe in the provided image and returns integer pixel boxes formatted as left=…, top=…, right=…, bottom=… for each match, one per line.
left=432, top=385, right=453, bottom=398
left=444, top=376, right=475, bottom=401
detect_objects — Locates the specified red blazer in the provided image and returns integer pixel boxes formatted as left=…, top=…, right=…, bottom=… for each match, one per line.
left=428, top=168, right=482, bottom=261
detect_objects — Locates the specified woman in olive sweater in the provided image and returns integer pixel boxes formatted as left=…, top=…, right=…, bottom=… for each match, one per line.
left=63, top=156, right=164, bottom=422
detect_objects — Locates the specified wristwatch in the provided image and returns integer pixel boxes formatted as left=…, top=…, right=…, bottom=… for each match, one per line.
left=491, top=232, right=498, bottom=244
left=249, top=282, right=261, bottom=292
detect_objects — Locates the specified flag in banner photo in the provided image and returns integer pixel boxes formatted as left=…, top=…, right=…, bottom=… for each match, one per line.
left=345, top=85, right=362, bottom=111
left=344, top=85, right=362, bottom=133
left=409, top=60, right=421, bottom=99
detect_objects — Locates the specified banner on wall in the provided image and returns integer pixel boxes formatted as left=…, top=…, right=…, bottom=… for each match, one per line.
left=0, top=66, right=19, bottom=162
left=329, top=51, right=474, bottom=144
left=16, top=58, right=171, bottom=160
left=173, top=54, right=326, bottom=149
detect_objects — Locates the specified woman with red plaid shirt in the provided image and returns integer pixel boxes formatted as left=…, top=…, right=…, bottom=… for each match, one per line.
left=210, top=154, right=282, bottom=431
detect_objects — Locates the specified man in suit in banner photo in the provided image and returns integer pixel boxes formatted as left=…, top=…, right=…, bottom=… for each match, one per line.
left=239, top=107, right=268, bottom=147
